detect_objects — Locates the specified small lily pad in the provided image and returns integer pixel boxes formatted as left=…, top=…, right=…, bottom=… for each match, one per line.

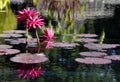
left=0, top=34, right=23, bottom=38
left=51, top=42, right=79, bottom=49
left=84, top=43, right=119, bottom=50
left=0, top=44, right=12, bottom=49
left=79, top=51, right=107, bottom=57
left=3, top=30, right=26, bottom=34
left=76, top=34, right=98, bottom=38
left=75, top=57, right=111, bottom=64
left=104, top=55, right=120, bottom=61
left=62, top=34, right=76, bottom=36
left=75, top=38, right=98, bottom=43
left=10, top=38, right=37, bottom=45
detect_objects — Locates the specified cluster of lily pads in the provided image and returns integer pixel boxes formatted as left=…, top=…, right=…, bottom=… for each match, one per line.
left=74, top=34, right=120, bottom=65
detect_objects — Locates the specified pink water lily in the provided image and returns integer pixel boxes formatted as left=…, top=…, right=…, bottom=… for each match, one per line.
left=26, top=16, right=45, bottom=30
left=17, top=7, right=39, bottom=22
left=44, top=28, right=54, bottom=40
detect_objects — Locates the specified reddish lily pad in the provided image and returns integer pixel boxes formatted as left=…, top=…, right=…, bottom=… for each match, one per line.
left=0, top=34, right=23, bottom=38
left=76, top=34, right=98, bottom=38
left=79, top=51, right=107, bottom=57
left=75, top=38, right=98, bottom=43
left=104, top=55, right=120, bottom=61
left=84, top=43, right=119, bottom=50
left=75, top=57, right=111, bottom=64
left=0, top=44, right=12, bottom=49
left=0, top=49, right=20, bottom=55
left=3, top=30, right=26, bottom=34
left=51, top=42, right=79, bottom=48
left=10, top=53, right=48, bottom=64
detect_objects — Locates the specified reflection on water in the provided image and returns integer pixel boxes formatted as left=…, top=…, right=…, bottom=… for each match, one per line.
left=0, top=8, right=17, bottom=33
left=0, top=35, right=120, bottom=82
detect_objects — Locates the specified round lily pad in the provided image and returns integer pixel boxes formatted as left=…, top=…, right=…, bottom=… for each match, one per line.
left=62, top=34, right=76, bottom=36
left=51, top=42, right=79, bottom=49
left=3, top=30, right=26, bottom=34
left=0, top=44, right=12, bottom=49
left=0, top=49, right=20, bottom=55
left=104, top=55, right=120, bottom=61
left=76, top=34, right=98, bottom=38
left=10, top=53, right=48, bottom=64
left=18, top=38, right=37, bottom=43
left=75, top=57, right=111, bottom=64
left=79, top=51, right=107, bottom=57
left=0, top=34, right=23, bottom=38
left=10, top=38, right=37, bottom=45
left=75, top=38, right=98, bottom=43
left=84, top=43, right=119, bottom=50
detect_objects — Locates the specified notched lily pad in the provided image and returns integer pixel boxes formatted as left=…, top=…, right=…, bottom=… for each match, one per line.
left=79, top=51, right=107, bottom=57
left=75, top=57, right=111, bottom=64
left=10, top=53, right=48, bottom=64
left=75, top=38, right=98, bottom=43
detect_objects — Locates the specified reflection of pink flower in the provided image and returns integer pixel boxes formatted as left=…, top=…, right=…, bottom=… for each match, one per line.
left=17, top=8, right=39, bottom=22
left=44, top=28, right=54, bottom=40
left=15, top=64, right=44, bottom=80
left=26, top=16, right=45, bottom=30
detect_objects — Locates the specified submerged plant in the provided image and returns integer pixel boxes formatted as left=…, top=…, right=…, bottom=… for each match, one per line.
left=98, top=28, right=105, bottom=44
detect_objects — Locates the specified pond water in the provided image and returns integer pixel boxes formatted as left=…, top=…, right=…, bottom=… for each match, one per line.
left=1, top=3, right=120, bottom=82
left=0, top=33, right=120, bottom=82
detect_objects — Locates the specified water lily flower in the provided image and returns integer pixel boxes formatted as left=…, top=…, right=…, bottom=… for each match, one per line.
left=15, top=64, right=44, bottom=80
left=44, top=28, right=54, bottom=40
left=26, top=16, right=45, bottom=30
left=17, top=7, right=39, bottom=22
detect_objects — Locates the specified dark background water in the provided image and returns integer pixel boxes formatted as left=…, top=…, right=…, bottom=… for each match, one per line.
left=94, top=4, right=120, bottom=44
